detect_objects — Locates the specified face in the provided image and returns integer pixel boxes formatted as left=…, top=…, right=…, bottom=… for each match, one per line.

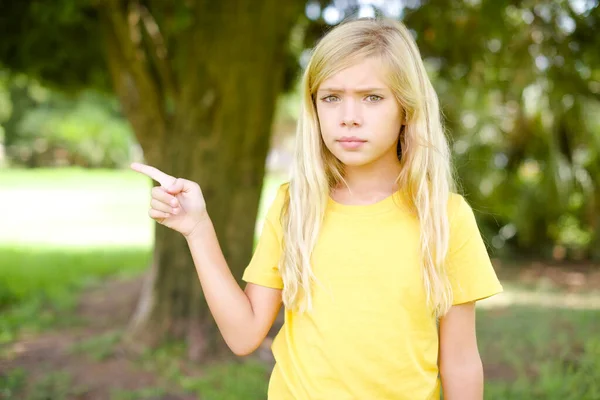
left=315, top=57, right=403, bottom=168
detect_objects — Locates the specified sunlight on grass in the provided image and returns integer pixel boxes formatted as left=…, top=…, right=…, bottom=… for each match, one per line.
left=478, top=283, right=600, bottom=310
left=0, top=168, right=285, bottom=247
left=0, top=168, right=153, bottom=247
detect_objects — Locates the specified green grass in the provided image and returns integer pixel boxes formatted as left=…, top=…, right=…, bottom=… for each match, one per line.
left=0, top=369, right=87, bottom=400
left=179, top=360, right=271, bottom=400
left=69, top=330, right=124, bottom=361
left=133, top=341, right=271, bottom=400
left=1, top=167, right=599, bottom=399
left=25, top=371, right=81, bottom=400
left=0, top=246, right=150, bottom=344
left=478, top=306, right=600, bottom=399
left=0, top=368, right=28, bottom=399
left=110, top=387, right=169, bottom=400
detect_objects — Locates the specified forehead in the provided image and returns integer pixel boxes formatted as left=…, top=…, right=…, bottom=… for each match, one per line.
left=318, top=57, right=389, bottom=91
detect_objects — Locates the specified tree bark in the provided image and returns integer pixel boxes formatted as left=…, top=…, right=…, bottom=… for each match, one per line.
left=98, top=0, right=303, bottom=360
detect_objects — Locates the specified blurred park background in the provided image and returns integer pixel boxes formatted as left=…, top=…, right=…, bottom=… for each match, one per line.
left=1, top=0, right=599, bottom=399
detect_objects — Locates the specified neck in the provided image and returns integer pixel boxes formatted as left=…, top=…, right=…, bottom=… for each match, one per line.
left=336, top=153, right=402, bottom=199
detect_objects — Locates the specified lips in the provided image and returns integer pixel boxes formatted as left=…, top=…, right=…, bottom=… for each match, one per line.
left=337, top=136, right=367, bottom=150
left=338, top=136, right=366, bottom=143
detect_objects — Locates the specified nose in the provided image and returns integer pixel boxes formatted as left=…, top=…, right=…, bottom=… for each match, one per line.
left=341, top=98, right=362, bottom=127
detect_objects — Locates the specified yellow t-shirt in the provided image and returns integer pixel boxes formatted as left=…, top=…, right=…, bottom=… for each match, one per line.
left=242, top=183, right=503, bottom=400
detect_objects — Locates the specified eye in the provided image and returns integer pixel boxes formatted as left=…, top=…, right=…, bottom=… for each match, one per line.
left=366, top=95, right=383, bottom=102
left=321, top=95, right=340, bottom=103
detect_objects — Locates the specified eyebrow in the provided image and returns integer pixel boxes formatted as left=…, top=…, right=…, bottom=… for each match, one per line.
left=317, top=87, right=387, bottom=94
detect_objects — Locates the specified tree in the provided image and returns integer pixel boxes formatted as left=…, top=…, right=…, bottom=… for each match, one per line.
left=0, top=0, right=304, bottom=359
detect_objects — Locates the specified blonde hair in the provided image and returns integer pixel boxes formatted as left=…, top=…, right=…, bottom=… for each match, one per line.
left=280, top=18, right=456, bottom=318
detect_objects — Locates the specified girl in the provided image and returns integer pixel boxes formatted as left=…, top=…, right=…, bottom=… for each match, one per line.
left=132, top=17, right=503, bottom=400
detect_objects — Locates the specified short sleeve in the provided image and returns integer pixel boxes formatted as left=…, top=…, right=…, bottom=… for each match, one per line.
left=446, top=194, right=503, bottom=305
left=241, top=183, right=288, bottom=290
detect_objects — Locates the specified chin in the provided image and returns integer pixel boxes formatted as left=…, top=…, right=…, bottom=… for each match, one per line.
left=332, top=152, right=373, bottom=167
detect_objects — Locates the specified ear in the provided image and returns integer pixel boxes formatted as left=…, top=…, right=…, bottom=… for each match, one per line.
left=397, top=129, right=404, bottom=159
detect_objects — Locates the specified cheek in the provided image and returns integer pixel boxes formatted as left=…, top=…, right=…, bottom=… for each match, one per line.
left=316, top=108, right=335, bottom=138
left=372, top=107, right=402, bottom=140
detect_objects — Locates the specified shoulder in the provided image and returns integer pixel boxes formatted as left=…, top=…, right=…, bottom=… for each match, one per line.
left=273, top=182, right=290, bottom=209
left=447, top=192, right=478, bottom=230
left=277, top=182, right=290, bottom=198
left=447, top=192, right=468, bottom=219
left=446, top=192, right=488, bottom=247
left=265, top=182, right=290, bottom=223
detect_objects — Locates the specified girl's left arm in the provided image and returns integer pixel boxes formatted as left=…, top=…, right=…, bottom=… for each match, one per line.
left=438, top=301, right=484, bottom=400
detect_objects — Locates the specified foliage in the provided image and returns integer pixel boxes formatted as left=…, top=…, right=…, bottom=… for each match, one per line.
left=410, top=0, right=600, bottom=259
left=0, top=0, right=108, bottom=92
left=0, top=73, right=139, bottom=168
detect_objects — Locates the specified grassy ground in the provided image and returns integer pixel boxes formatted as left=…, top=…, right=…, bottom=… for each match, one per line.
left=1, top=168, right=600, bottom=399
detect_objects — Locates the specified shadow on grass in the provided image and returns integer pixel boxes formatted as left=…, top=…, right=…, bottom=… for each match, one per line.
left=0, top=245, right=151, bottom=344
left=478, top=304, right=600, bottom=399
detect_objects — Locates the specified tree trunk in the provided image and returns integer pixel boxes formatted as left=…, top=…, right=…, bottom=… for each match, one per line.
left=98, top=0, right=303, bottom=360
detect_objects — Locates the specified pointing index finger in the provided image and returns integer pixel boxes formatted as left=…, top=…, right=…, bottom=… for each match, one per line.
left=130, top=162, right=176, bottom=187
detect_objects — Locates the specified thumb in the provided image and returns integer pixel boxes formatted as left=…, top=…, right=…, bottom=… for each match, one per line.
left=166, top=178, right=185, bottom=194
